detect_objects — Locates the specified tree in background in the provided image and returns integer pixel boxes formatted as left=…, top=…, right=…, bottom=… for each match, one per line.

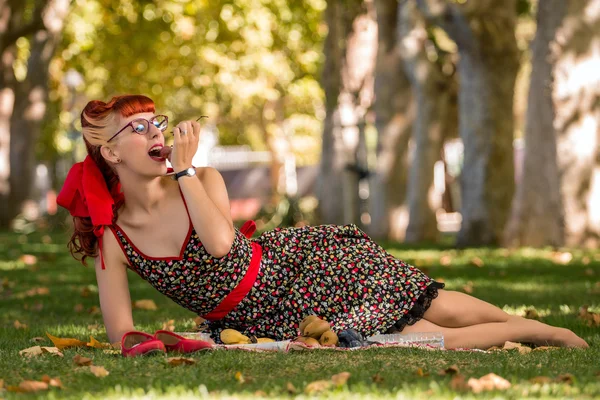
left=417, top=0, right=520, bottom=247
left=554, top=0, right=600, bottom=246
left=317, top=0, right=376, bottom=226
left=505, top=0, right=567, bottom=247
left=0, top=0, right=71, bottom=228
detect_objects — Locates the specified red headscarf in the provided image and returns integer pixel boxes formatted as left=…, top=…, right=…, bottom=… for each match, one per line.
left=57, top=155, right=123, bottom=269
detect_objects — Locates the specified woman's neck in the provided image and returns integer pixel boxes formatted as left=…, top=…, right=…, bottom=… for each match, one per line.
left=118, top=171, right=170, bottom=217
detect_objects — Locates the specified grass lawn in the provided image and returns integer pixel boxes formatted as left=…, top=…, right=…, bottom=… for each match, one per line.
left=0, top=227, right=599, bottom=399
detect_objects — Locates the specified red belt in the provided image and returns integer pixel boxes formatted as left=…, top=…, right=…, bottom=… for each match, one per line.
left=201, top=221, right=261, bottom=321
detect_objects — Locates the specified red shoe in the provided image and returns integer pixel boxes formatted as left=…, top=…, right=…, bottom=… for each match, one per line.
left=154, top=330, right=214, bottom=353
left=121, top=331, right=166, bottom=357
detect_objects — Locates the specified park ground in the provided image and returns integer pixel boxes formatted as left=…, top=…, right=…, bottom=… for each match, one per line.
left=0, top=228, right=599, bottom=399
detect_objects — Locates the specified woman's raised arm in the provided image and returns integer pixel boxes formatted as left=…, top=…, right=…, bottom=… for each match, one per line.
left=94, top=232, right=134, bottom=344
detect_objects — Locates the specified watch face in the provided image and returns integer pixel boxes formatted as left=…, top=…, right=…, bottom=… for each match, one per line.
left=188, top=168, right=196, bottom=175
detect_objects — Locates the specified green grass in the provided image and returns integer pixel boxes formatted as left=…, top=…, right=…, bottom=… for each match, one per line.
left=1, top=228, right=599, bottom=399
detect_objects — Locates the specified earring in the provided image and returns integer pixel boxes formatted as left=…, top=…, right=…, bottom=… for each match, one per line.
left=115, top=158, right=121, bottom=163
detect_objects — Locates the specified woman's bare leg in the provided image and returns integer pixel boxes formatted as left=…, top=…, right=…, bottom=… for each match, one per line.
left=423, top=290, right=510, bottom=327
left=401, top=317, right=588, bottom=349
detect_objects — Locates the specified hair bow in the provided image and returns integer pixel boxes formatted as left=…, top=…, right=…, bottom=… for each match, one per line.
left=57, top=155, right=123, bottom=269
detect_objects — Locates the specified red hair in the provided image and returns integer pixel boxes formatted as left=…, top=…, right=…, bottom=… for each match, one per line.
left=67, top=95, right=155, bottom=265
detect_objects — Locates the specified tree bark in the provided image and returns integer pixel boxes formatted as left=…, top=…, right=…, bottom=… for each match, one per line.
left=399, top=1, right=450, bottom=243
left=417, top=0, right=519, bottom=246
left=0, top=0, right=70, bottom=227
left=504, top=0, right=567, bottom=248
left=317, top=0, right=377, bottom=226
left=555, top=0, right=600, bottom=246
left=368, top=0, right=414, bottom=240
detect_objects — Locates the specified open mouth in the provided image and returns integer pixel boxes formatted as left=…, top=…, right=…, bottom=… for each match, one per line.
left=148, top=146, right=165, bottom=160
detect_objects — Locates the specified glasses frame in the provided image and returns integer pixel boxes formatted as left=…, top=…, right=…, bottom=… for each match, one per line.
left=106, top=114, right=169, bottom=143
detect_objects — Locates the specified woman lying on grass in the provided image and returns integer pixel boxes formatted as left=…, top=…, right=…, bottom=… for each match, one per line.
left=57, top=95, right=588, bottom=356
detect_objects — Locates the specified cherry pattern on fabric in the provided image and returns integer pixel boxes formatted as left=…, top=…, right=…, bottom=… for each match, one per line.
left=112, top=223, right=444, bottom=342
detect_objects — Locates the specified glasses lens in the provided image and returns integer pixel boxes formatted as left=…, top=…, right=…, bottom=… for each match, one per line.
left=132, top=119, right=149, bottom=134
left=152, top=115, right=168, bottom=131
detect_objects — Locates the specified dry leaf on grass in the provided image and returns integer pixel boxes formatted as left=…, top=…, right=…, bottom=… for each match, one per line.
left=89, top=366, right=109, bottom=378
left=234, top=371, right=245, bottom=383
left=19, top=254, right=38, bottom=265
left=556, top=373, right=574, bottom=384
left=254, top=390, right=267, bottom=397
left=467, top=373, right=511, bottom=393
left=14, top=320, right=28, bottom=329
left=439, top=255, right=452, bottom=266
left=132, top=299, right=158, bottom=310
left=74, top=304, right=84, bottom=312
left=578, top=306, right=600, bottom=327
left=87, top=306, right=101, bottom=315
left=41, top=375, right=63, bottom=388
left=73, top=354, right=93, bottom=366
left=530, top=376, right=552, bottom=384
left=372, top=373, right=384, bottom=383
left=17, top=380, right=48, bottom=393
left=167, top=357, right=196, bottom=366
left=503, top=341, right=532, bottom=354
left=0, top=378, right=4, bottom=389
left=19, top=346, right=63, bottom=358
left=450, top=374, right=468, bottom=391
left=524, top=308, right=540, bottom=319
left=439, top=365, right=460, bottom=375
left=331, top=372, right=351, bottom=386
left=46, top=333, right=86, bottom=350
left=304, top=380, right=332, bottom=394
left=470, top=257, right=484, bottom=267
left=533, top=346, right=559, bottom=351
left=86, top=336, right=110, bottom=349
left=462, top=282, right=474, bottom=294
left=415, top=368, right=429, bottom=377
left=585, top=268, right=594, bottom=276
left=286, top=382, right=297, bottom=394
left=30, top=336, right=45, bottom=343
left=551, top=251, right=573, bottom=265
left=162, top=319, right=176, bottom=331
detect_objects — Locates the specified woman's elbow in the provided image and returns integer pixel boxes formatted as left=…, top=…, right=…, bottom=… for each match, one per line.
left=209, top=232, right=235, bottom=258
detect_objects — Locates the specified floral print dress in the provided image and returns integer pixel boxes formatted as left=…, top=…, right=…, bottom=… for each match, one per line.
left=111, top=222, right=444, bottom=342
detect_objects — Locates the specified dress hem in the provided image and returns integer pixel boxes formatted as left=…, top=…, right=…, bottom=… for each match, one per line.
left=385, top=281, right=445, bottom=333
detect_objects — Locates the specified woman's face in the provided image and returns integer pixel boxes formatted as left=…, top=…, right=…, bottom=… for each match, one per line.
left=110, top=112, right=169, bottom=176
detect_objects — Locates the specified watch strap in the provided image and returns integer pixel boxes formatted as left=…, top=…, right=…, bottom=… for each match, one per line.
left=174, top=167, right=195, bottom=180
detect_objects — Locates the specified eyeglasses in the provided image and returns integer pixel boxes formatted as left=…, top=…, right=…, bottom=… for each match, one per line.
left=107, top=114, right=169, bottom=143
left=107, top=115, right=209, bottom=143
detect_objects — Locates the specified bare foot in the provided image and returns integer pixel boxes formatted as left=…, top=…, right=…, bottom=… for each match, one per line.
left=549, top=328, right=589, bottom=348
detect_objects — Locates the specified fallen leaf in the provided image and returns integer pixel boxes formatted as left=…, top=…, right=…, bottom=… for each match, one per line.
left=41, top=375, right=63, bottom=388
left=0, top=378, right=3, bottom=389
left=132, top=299, right=157, bottom=310
left=285, top=382, right=297, bottom=394
left=18, top=380, right=48, bottom=393
left=439, top=365, right=460, bottom=375
left=162, top=319, right=176, bottom=332
left=14, top=320, right=28, bottom=329
left=555, top=373, right=574, bottom=384
left=21, top=287, right=49, bottom=298
left=32, top=302, right=44, bottom=311
left=87, top=336, right=110, bottom=349
left=87, top=306, right=101, bottom=315
left=304, top=380, right=332, bottom=394
left=530, top=376, right=552, bottom=384
left=503, top=341, right=532, bottom=354
left=415, top=367, right=429, bottom=377
left=254, top=390, right=267, bottom=397
left=462, top=281, right=474, bottom=294
left=110, top=341, right=121, bottom=349
left=578, top=306, right=600, bottom=327
left=524, top=308, right=540, bottom=319
left=467, top=373, right=511, bottom=393
left=331, top=371, right=351, bottom=386
left=74, top=304, right=84, bottom=312
left=582, top=256, right=591, bottom=265
left=89, top=366, right=109, bottom=378
left=585, top=268, right=594, bottom=276
left=234, top=371, right=245, bottom=383
left=19, top=346, right=63, bottom=358
left=46, top=333, right=87, bottom=350
left=87, top=323, right=100, bottom=331
left=30, top=336, right=45, bottom=343
left=73, top=354, right=93, bottom=366
left=450, top=374, right=468, bottom=391
left=80, top=287, right=92, bottom=297
left=19, top=254, right=38, bottom=265
left=533, top=346, right=560, bottom=351
left=470, top=257, right=484, bottom=267
left=439, top=255, right=452, bottom=266
left=167, top=357, right=196, bottom=366
left=372, top=373, right=384, bottom=383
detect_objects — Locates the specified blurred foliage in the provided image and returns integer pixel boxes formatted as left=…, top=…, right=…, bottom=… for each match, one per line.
left=42, top=0, right=327, bottom=167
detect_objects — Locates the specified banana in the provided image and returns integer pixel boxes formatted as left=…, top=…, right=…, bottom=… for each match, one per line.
left=303, top=319, right=331, bottom=338
left=220, top=328, right=252, bottom=344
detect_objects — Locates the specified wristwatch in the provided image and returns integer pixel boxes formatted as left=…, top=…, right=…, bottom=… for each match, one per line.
left=173, top=167, right=196, bottom=180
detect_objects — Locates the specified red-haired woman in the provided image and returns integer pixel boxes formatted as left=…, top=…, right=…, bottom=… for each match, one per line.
left=58, top=95, right=588, bottom=356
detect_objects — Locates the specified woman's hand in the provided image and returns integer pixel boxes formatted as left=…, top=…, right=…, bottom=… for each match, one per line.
left=169, top=119, right=201, bottom=172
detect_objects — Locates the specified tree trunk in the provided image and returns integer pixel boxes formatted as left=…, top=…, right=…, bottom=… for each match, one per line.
left=555, top=0, right=600, bottom=247
left=417, top=0, right=519, bottom=246
left=0, top=0, right=70, bottom=227
left=317, top=0, right=377, bottom=226
left=504, top=0, right=567, bottom=248
left=399, top=1, right=449, bottom=243
left=368, top=0, right=414, bottom=240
